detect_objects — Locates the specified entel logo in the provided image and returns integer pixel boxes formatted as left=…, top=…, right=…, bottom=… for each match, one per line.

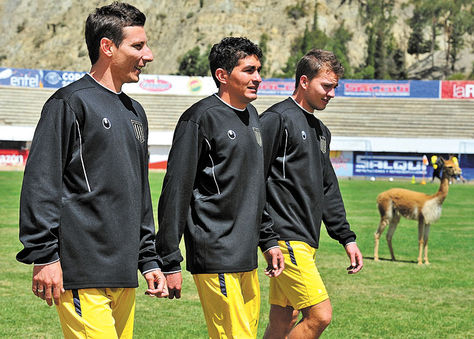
left=139, top=78, right=172, bottom=92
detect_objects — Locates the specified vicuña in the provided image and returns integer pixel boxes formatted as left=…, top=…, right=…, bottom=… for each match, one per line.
left=374, top=157, right=461, bottom=265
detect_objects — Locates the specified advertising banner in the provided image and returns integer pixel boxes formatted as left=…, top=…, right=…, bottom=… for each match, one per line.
left=0, top=67, right=85, bottom=89
left=330, top=151, right=353, bottom=177
left=122, top=74, right=217, bottom=95
left=0, top=68, right=42, bottom=88
left=338, top=80, right=439, bottom=98
left=42, top=70, right=86, bottom=88
left=4, top=67, right=474, bottom=101
left=0, top=149, right=28, bottom=167
left=441, top=81, right=474, bottom=99
left=353, top=152, right=426, bottom=177
left=258, top=79, right=295, bottom=96
left=149, top=154, right=168, bottom=170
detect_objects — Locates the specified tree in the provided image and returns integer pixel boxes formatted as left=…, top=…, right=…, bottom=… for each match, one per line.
left=386, top=35, right=407, bottom=79
left=409, top=0, right=472, bottom=75
left=259, top=33, right=270, bottom=77
left=327, top=24, right=354, bottom=78
left=444, top=1, right=473, bottom=72
left=274, top=24, right=329, bottom=78
left=274, top=1, right=353, bottom=79
left=407, top=6, right=430, bottom=57
left=357, top=0, right=397, bottom=79
left=177, top=46, right=208, bottom=76
left=417, top=0, right=449, bottom=69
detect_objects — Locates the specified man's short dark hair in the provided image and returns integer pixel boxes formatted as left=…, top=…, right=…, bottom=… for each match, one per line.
left=295, top=49, right=344, bottom=89
left=209, top=37, right=263, bottom=87
left=85, top=2, right=146, bottom=65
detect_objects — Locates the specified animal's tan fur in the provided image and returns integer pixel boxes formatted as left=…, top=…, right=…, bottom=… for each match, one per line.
left=374, top=158, right=461, bottom=265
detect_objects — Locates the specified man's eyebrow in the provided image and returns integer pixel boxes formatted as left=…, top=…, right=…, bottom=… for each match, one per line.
left=322, top=81, right=335, bottom=85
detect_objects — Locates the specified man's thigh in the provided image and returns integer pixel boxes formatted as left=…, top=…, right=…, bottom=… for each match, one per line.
left=194, top=270, right=260, bottom=338
left=56, top=288, right=135, bottom=339
left=269, top=241, right=328, bottom=310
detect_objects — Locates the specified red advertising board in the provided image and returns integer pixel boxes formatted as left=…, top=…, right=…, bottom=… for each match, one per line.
left=0, top=149, right=28, bottom=167
left=441, top=81, right=474, bottom=99
left=149, top=161, right=167, bottom=170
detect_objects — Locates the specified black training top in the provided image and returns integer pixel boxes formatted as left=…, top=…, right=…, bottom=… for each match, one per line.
left=260, top=97, right=356, bottom=249
left=156, top=94, right=279, bottom=274
left=17, top=74, right=161, bottom=289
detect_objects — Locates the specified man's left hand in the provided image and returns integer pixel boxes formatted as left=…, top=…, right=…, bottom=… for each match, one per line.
left=345, top=243, right=363, bottom=274
left=263, top=247, right=285, bottom=277
left=144, top=270, right=169, bottom=298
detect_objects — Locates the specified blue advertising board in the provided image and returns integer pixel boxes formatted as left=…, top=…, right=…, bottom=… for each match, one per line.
left=259, top=78, right=294, bottom=96
left=353, top=151, right=473, bottom=180
left=336, top=80, right=439, bottom=98
left=0, top=68, right=42, bottom=88
left=42, top=69, right=86, bottom=88
left=353, top=152, right=426, bottom=177
left=259, top=79, right=439, bottom=98
left=0, top=67, right=85, bottom=89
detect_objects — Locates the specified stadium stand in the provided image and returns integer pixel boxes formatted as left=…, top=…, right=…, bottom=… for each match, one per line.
left=1, top=86, right=473, bottom=140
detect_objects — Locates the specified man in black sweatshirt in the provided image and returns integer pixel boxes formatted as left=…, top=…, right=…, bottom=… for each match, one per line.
left=17, top=2, right=167, bottom=338
left=156, top=37, right=284, bottom=338
left=260, top=49, right=363, bottom=339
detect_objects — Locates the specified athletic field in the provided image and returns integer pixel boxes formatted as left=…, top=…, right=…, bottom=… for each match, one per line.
left=1, top=171, right=473, bottom=338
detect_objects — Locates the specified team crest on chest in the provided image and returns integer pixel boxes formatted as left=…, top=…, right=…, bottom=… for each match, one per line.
left=102, top=118, right=111, bottom=129
left=301, top=131, right=307, bottom=140
left=131, top=120, right=145, bottom=143
left=320, top=136, right=327, bottom=153
left=253, top=127, right=262, bottom=147
left=227, top=130, right=236, bottom=140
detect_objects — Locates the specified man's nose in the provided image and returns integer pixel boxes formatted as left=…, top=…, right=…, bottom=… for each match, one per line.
left=253, top=71, right=262, bottom=83
left=327, top=87, right=336, bottom=98
left=143, top=45, right=153, bottom=63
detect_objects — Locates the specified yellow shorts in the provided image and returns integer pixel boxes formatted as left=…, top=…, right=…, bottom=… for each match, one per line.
left=193, top=270, right=260, bottom=339
left=269, top=240, right=328, bottom=310
left=55, top=288, right=135, bottom=339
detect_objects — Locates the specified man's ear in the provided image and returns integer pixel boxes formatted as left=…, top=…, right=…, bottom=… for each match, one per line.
left=215, top=68, right=229, bottom=86
left=299, top=75, right=309, bottom=90
left=100, top=37, right=114, bottom=58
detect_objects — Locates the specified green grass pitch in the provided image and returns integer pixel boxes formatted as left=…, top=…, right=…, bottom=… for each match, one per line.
left=1, top=171, right=473, bottom=338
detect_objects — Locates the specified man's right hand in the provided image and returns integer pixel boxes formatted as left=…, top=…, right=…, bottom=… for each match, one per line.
left=165, top=272, right=183, bottom=299
left=32, top=261, right=65, bottom=306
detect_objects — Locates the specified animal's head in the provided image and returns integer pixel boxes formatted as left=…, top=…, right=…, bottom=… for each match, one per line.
left=441, top=157, right=462, bottom=179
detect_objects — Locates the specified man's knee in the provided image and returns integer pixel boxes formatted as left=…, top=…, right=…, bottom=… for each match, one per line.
left=302, top=300, right=332, bottom=332
left=265, top=305, right=295, bottom=339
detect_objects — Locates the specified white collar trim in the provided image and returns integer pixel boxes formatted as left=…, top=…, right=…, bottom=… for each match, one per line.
left=213, top=93, right=246, bottom=111
left=290, top=96, right=314, bottom=115
left=87, top=74, right=122, bottom=95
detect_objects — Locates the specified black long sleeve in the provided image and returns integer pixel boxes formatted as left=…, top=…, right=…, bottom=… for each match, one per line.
left=156, top=95, right=278, bottom=274
left=260, top=97, right=356, bottom=249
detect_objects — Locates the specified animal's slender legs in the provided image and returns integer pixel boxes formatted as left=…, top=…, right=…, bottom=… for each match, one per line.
left=386, top=214, right=400, bottom=261
left=417, top=222, right=425, bottom=265
left=374, top=218, right=389, bottom=261
left=423, top=224, right=431, bottom=265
